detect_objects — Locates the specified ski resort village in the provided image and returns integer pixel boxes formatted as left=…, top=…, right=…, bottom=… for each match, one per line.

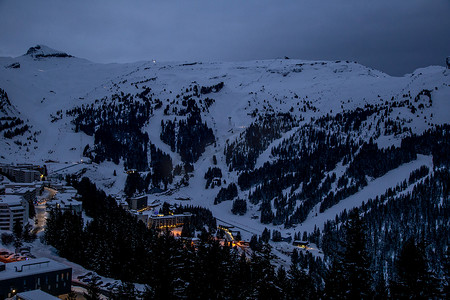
left=0, top=43, right=448, bottom=299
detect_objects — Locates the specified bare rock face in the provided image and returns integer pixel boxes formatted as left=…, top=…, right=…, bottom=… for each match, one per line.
left=5, top=62, right=20, bottom=69
left=25, top=45, right=72, bottom=59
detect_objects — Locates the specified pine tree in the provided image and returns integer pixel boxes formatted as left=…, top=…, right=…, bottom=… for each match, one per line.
left=231, top=198, right=247, bottom=215
left=58, top=211, right=84, bottom=261
left=84, top=278, right=101, bottom=300
left=374, top=274, right=388, bottom=300
left=13, top=219, right=22, bottom=240
left=274, top=267, right=289, bottom=300
left=65, top=290, right=77, bottom=300
left=142, top=285, right=155, bottom=300
left=124, top=172, right=144, bottom=196
left=231, top=252, right=253, bottom=298
left=13, top=219, right=23, bottom=249
left=324, top=209, right=373, bottom=299
left=444, top=247, right=450, bottom=298
left=323, top=258, right=346, bottom=299
left=251, top=246, right=280, bottom=299
left=249, top=234, right=261, bottom=251
left=341, top=209, right=373, bottom=299
left=291, top=249, right=299, bottom=265
left=261, top=228, right=270, bottom=243
left=114, top=282, right=137, bottom=300
left=289, top=263, right=317, bottom=299
left=22, top=223, right=36, bottom=242
left=180, top=221, right=194, bottom=237
left=390, top=237, right=440, bottom=299
left=44, top=208, right=61, bottom=246
left=1, top=232, right=14, bottom=245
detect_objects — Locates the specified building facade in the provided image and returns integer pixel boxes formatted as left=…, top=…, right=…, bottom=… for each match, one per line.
left=148, top=212, right=192, bottom=229
left=0, top=258, right=72, bottom=298
left=16, top=289, right=60, bottom=300
left=4, top=185, right=39, bottom=205
left=0, top=163, right=42, bottom=183
left=0, top=195, right=29, bottom=231
left=127, top=195, right=148, bottom=211
left=46, top=193, right=82, bottom=214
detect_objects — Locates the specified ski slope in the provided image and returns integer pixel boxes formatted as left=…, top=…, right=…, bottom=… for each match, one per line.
left=0, top=45, right=449, bottom=242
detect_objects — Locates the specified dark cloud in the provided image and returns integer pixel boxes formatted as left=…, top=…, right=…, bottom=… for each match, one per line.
left=1, top=0, right=449, bottom=75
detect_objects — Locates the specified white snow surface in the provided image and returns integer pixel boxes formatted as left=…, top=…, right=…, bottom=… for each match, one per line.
left=299, top=154, right=433, bottom=234
left=0, top=46, right=449, bottom=242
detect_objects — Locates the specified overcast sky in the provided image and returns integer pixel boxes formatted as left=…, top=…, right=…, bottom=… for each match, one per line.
left=1, top=0, right=449, bottom=75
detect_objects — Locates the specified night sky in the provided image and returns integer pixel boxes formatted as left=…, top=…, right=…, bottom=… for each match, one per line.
left=1, top=0, right=449, bottom=76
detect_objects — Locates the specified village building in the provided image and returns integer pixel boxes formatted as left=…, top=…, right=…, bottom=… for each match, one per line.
left=293, top=240, right=310, bottom=249
left=46, top=193, right=82, bottom=214
left=15, top=289, right=60, bottom=300
left=0, top=164, right=42, bottom=183
left=0, top=195, right=29, bottom=231
left=127, top=195, right=148, bottom=211
left=0, top=258, right=72, bottom=298
left=148, top=212, right=192, bottom=229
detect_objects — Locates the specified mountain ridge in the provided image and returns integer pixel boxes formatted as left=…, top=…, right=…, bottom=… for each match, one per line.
left=24, top=44, right=73, bottom=59
left=0, top=49, right=448, bottom=244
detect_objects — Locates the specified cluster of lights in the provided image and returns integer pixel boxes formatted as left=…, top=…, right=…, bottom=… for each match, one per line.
left=159, top=224, right=178, bottom=229
left=137, top=207, right=150, bottom=213
left=218, top=226, right=235, bottom=241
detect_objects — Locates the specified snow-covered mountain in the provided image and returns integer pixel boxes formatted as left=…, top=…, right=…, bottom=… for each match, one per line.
left=0, top=45, right=449, bottom=241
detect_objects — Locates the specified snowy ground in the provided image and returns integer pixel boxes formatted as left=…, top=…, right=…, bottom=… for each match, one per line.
left=298, top=154, right=433, bottom=234
left=1, top=50, right=447, bottom=240
left=0, top=46, right=448, bottom=287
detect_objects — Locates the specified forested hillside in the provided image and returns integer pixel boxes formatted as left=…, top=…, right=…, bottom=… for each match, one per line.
left=0, top=47, right=449, bottom=297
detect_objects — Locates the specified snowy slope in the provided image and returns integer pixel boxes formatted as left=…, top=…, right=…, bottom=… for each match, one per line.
left=0, top=45, right=449, bottom=241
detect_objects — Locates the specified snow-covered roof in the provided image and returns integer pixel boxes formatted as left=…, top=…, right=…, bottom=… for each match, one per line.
left=54, top=192, right=75, bottom=201
left=16, top=289, right=60, bottom=300
left=47, top=195, right=82, bottom=209
left=0, top=194, right=24, bottom=206
left=149, top=213, right=192, bottom=219
left=293, top=240, right=309, bottom=244
left=5, top=187, right=35, bottom=194
left=4, top=182, right=39, bottom=188
left=0, top=258, right=70, bottom=281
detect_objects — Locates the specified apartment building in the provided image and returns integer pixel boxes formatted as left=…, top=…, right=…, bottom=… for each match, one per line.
left=0, top=258, right=72, bottom=298
left=0, top=195, right=29, bottom=231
